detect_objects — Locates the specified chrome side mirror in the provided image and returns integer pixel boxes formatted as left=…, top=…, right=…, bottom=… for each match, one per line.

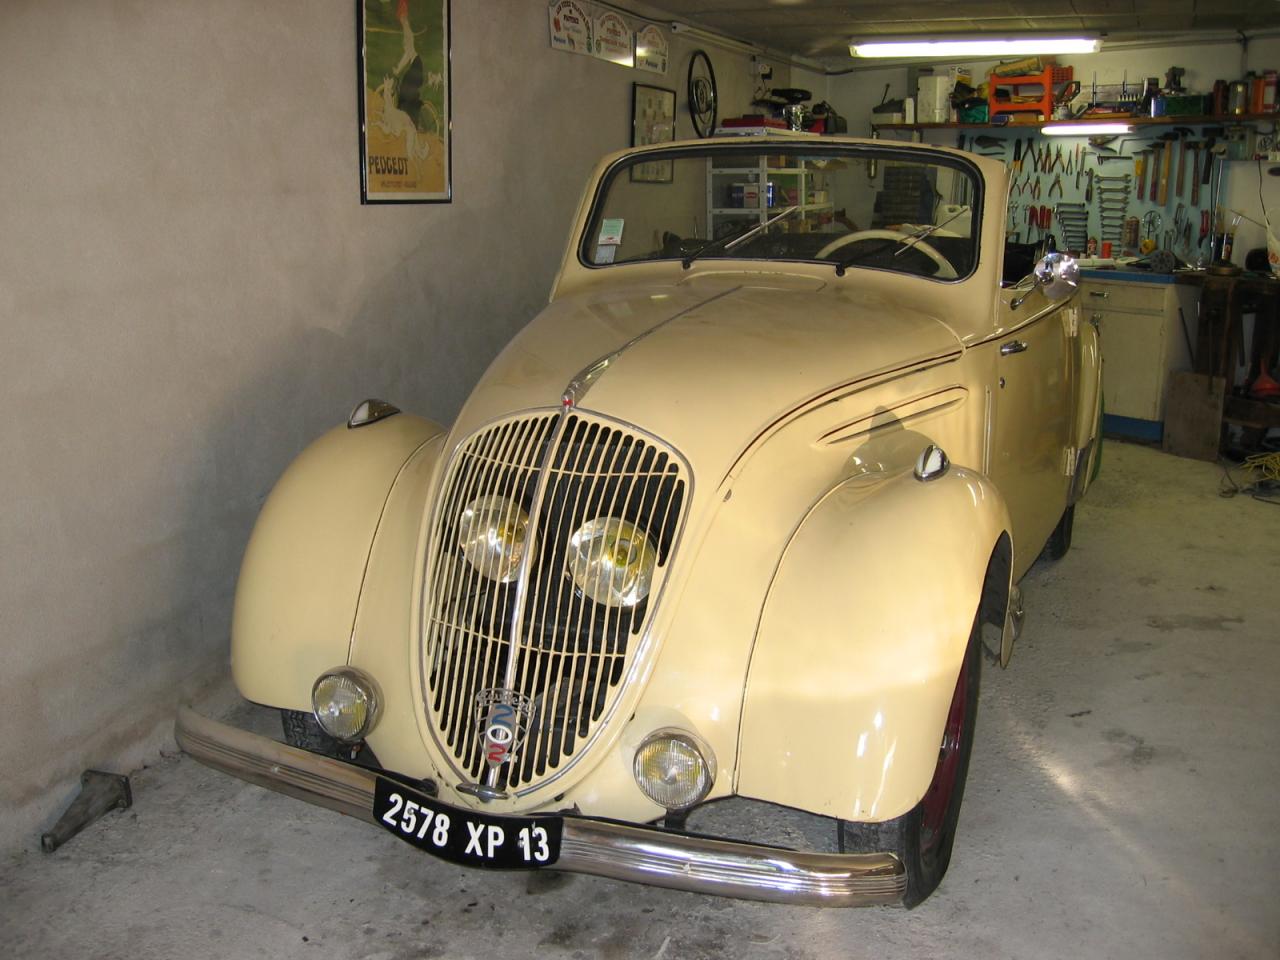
left=1033, top=252, right=1079, bottom=300
left=1011, top=252, right=1079, bottom=310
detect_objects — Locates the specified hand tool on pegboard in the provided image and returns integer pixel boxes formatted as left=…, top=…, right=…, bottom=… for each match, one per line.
left=1140, top=210, right=1163, bottom=253
left=1012, top=139, right=1022, bottom=171
left=1134, top=150, right=1152, bottom=200
left=1085, top=169, right=1094, bottom=204
left=1200, top=127, right=1224, bottom=188
left=1154, top=132, right=1177, bottom=205
left=1188, top=142, right=1202, bottom=205
left=1172, top=203, right=1189, bottom=254
left=1157, top=128, right=1192, bottom=206
left=1145, top=142, right=1162, bottom=201
left=1175, top=139, right=1188, bottom=198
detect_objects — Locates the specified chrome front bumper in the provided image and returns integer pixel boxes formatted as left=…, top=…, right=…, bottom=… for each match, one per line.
left=175, top=706, right=905, bottom=907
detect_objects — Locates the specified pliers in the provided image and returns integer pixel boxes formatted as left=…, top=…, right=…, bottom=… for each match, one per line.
left=1048, top=174, right=1064, bottom=199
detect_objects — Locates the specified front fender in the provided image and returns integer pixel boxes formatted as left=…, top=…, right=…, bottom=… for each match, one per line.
left=736, top=463, right=1010, bottom=822
left=231, top=412, right=444, bottom=710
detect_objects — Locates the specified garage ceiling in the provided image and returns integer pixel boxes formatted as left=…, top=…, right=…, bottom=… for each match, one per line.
left=650, top=1, right=1273, bottom=65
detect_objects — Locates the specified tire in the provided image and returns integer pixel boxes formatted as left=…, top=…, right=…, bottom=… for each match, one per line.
left=281, top=709, right=346, bottom=758
left=838, top=615, right=982, bottom=907
left=1039, top=503, right=1075, bottom=562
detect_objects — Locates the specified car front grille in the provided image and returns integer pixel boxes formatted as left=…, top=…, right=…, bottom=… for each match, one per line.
left=420, top=410, right=689, bottom=794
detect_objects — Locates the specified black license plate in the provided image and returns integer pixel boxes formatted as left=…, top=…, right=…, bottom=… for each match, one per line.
left=373, top=776, right=562, bottom=869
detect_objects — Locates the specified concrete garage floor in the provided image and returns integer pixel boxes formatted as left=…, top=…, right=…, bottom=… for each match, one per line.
left=3, top=441, right=1278, bottom=960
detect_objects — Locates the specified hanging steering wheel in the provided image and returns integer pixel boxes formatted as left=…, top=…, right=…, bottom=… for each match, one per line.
left=687, top=50, right=718, bottom=138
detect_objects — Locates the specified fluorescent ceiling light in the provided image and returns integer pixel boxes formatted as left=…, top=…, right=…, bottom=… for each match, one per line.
left=850, top=37, right=1098, bottom=58
left=1041, top=122, right=1132, bottom=136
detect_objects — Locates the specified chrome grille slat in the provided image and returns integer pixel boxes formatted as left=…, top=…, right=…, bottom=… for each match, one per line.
left=421, top=411, right=689, bottom=794
left=443, top=419, right=515, bottom=749
left=574, top=428, right=635, bottom=755
left=527, top=420, right=591, bottom=779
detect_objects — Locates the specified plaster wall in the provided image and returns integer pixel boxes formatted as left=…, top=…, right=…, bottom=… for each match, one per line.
left=0, top=0, right=772, bottom=854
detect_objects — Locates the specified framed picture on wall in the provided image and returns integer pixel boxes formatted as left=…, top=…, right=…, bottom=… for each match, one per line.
left=358, top=0, right=451, bottom=203
left=630, top=83, right=676, bottom=184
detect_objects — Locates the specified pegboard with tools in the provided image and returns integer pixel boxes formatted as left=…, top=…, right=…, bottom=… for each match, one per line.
left=917, top=123, right=1235, bottom=264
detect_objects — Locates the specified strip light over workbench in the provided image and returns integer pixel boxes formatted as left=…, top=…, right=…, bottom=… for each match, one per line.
left=850, top=37, right=1098, bottom=58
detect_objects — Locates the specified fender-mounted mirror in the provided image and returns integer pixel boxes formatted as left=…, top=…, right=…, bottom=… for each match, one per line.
left=1033, top=251, right=1079, bottom=301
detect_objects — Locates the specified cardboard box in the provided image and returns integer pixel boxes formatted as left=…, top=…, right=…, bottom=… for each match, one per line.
left=917, top=76, right=952, bottom=123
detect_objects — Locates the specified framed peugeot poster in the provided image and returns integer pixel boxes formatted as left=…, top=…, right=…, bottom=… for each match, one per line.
left=630, top=83, right=676, bottom=183
left=358, top=0, right=451, bottom=203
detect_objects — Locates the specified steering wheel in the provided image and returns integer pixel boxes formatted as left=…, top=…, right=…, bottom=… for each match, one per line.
left=815, top=229, right=958, bottom=280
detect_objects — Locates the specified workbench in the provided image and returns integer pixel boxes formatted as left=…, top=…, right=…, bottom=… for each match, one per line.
left=1078, top=267, right=1199, bottom=442
left=1188, top=270, right=1280, bottom=431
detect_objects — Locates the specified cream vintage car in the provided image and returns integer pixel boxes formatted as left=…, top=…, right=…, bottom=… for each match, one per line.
left=177, top=134, right=1100, bottom=908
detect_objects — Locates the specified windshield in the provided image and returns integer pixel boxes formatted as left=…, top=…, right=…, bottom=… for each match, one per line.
left=581, top=143, right=981, bottom=282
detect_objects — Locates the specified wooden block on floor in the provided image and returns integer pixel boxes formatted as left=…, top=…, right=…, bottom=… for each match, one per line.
left=1162, top=371, right=1225, bottom=461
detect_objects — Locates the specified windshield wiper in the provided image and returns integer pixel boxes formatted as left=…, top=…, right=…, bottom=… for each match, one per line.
left=832, top=205, right=969, bottom=276
left=682, top=205, right=801, bottom=269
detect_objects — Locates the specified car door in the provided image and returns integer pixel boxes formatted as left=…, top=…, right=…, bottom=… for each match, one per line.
left=986, top=292, right=1078, bottom=576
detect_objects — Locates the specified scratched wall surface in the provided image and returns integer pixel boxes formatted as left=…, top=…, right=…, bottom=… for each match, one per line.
left=0, top=0, right=785, bottom=853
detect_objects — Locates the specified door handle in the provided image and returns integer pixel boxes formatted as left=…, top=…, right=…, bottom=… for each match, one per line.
left=1000, top=339, right=1029, bottom=356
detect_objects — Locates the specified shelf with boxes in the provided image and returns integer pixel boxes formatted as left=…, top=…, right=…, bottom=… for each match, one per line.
left=989, top=66, right=1074, bottom=123
left=871, top=114, right=1280, bottom=132
left=705, top=158, right=833, bottom=240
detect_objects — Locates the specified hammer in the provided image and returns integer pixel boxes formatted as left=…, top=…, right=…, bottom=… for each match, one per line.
left=1146, top=142, right=1163, bottom=202
left=1134, top=149, right=1153, bottom=200
left=1169, top=126, right=1193, bottom=199
left=1185, top=141, right=1203, bottom=205
left=1155, top=130, right=1183, bottom=206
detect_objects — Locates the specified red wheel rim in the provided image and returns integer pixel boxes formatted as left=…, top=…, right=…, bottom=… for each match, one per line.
left=920, top=654, right=970, bottom=854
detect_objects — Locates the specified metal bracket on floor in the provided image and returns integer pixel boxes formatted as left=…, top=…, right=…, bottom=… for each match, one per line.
left=40, top=770, right=132, bottom=853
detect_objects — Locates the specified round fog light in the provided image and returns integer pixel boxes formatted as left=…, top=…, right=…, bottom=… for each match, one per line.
left=633, top=730, right=715, bottom=810
left=311, top=667, right=381, bottom=742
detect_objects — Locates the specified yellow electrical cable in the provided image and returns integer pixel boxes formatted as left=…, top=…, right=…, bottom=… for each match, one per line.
left=1243, top=452, right=1280, bottom=485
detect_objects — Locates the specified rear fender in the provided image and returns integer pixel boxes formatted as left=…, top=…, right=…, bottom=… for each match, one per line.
left=736, top=463, right=1010, bottom=822
left=231, top=413, right=444, bottom=710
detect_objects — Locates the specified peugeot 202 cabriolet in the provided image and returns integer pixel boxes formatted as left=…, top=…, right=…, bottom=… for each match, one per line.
left=177, top=134, right=1100, bottom=907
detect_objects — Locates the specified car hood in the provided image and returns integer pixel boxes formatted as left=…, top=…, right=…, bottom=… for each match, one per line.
left=451, top=273, right=963, bottom=484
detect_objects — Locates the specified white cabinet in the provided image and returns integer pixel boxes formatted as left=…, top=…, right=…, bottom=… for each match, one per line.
left=706, top=160, right=832, bottom=241
left=1080, top=276, right=1197, bottom=423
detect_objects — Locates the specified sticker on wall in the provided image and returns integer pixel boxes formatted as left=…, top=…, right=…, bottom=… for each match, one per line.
left=593, top=11, right=634, bottom=67
left=635, top=25, right=668, bottom=75
left=548, top=0, right=593, bottom=55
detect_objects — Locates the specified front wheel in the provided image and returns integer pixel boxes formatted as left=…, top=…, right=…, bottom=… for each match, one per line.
left=838, top=615, right=981, bottom=907
left=281, top=709, right=345, bottom=758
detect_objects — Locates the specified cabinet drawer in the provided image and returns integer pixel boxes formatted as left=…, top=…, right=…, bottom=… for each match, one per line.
left=1081, top=282, right=1169, bottom=314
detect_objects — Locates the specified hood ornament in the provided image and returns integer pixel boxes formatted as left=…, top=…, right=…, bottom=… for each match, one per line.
left=475, top=688, right=534, bottom=768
